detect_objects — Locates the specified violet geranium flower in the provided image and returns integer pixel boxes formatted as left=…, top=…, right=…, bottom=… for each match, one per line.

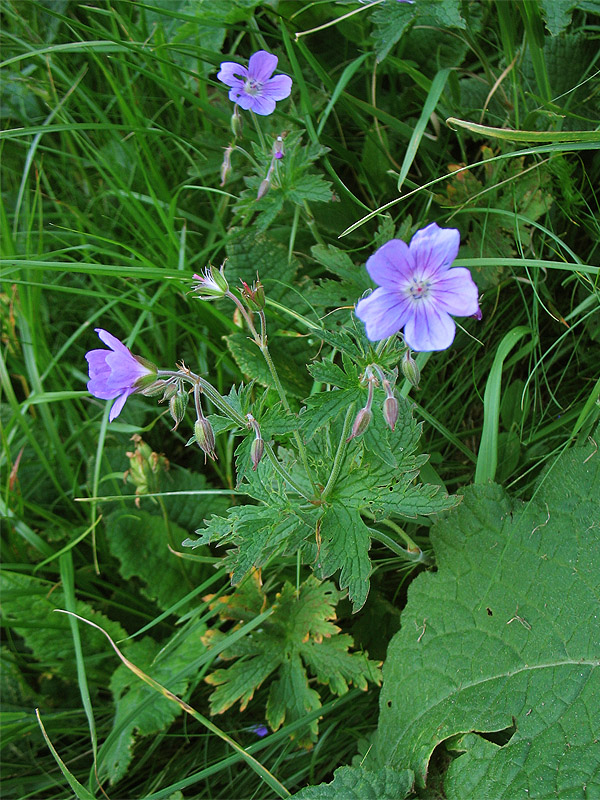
left=86, top=329, right=157, bottom=422
left=355, top=223, right=480, bottom=352
left=217, top=50, right=292, bottom=116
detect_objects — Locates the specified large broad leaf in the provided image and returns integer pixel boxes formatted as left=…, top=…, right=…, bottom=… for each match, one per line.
left=370, top=436, right=600, bottom=798
left=100, top=628, right=205, bottom=784
left=291, top=765, right=414, bottom=799
left=104, top=508, right=211, bottom=612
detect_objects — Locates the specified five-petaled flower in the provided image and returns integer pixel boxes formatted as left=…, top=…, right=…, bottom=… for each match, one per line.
left=217, top=50, right=292, bottom=116
left=355, top=223, right=480, bottom=351
left=86, top=329, right=157, bottom=422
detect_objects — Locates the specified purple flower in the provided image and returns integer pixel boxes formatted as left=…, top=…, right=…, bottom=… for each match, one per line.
left=355, top=223, right=480, bottom=351
left=86, top=329, right=156, bottom=422
left=248, top=724, right=269, bottom=737
left=217, top=50, right=292, bottom=116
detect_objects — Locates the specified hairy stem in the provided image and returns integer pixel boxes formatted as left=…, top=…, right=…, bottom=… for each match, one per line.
left=320, top=403, right=356, bottom=502
left=258, top=318, right=318, bottom=496
left=368, top=527, right=429, bottom=563
left=263, top=441, right=314, bottom=502
left=158, top=369, right=247, bottom=428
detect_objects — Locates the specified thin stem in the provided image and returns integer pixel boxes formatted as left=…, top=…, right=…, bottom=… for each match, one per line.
left=320, top=403, right=356, bottom=502
left=157, top=369, right=247, bottom=428
left=225, top=291, right=259, bottom=338
left=263, top=441, right=313, bottom=502
left=250, top=110, right=268, bottom=152
left=363, top=511, right=423, bottom=554
left=259, top=337, right=319, bottom=495
left=368, top=527, right=429, bottom=563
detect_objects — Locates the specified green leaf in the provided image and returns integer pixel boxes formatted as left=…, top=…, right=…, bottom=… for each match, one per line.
left=101, top=628, right=205, bottom=784
left=370, top=1, right=416, bottom=63
left=266, top=654, right=322, bottom=743
left=225, top=332, right=313, bottom=399
left=204, top=576, right=381, bottom=744
left=539, top=0, right=577, bottom=36
left=308, top=244, right=373, bottom=312
left=104, top=508, right=210, bottom=612
left=288, top=173, right=333, bottom=204
left=1, top=572, right=126, bottom=687
left=315, top=504, right=372, bottom=612
left=291, top=765, right=414, bottom=800
left=371, top=435, right=600, bottom=797
left=225, top=230, right=299, bottom=303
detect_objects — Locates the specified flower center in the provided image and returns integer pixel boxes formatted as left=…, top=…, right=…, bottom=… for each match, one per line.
left=244, top=78, right=262, bottom=96
left=406, top=277, right=432, bottom=301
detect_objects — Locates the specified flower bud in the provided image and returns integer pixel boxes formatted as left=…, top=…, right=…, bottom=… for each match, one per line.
left=401, top=350, right=420, bottom=388
left=194, top=417, right=216, bottom=461
left=240, top=279, right=265, bottom=311
left=383, top=394, right=399, bottom=431
left=257, top=179, right=270, bottom=200
left=273, top=135, right=284, bottom=160
left=250, top=436, right=264, bottom=471
left=220, top=145, right=233, bottom=187
left=169, top=388, right=189, bottom=431
left=138, top=377, right=167, bottom=396
left=346, top=407, right=372, bottom=442
left=231, top=107, right=243, bottom=138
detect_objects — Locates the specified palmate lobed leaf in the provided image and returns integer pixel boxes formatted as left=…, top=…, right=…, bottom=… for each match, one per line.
left=203, top=575, right=381, bottom=745
left=369, top=435, right=600, bottom=798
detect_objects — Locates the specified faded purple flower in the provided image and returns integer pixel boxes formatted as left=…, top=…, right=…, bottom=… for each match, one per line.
left=355, top=223, right=480, bottom=351
left=217, top=50, right=292, bottom=116
left=248, top=724, right=269, bottom=738
left=86, top=329, right=156, bottom=422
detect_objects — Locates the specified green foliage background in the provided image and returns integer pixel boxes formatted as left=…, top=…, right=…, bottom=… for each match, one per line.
left=1, top=0, right=599, bottom=798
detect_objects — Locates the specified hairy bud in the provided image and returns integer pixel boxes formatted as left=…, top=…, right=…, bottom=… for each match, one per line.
left=250, top=436, right=264, bottom=471
left=231, top=107, right=243, bottom=138
left=273, top=135, right=285, bottom=160
left=256, top=179, right=271, bottom=200
left=169, top=388, right=189, bottom=431
left=401, top=350, right=420, bottom=388
left=220, top=145, right=233, bottom=187
left=194, top=417, right=216, bottom=461
left=347, top=407, right=372, bottom=442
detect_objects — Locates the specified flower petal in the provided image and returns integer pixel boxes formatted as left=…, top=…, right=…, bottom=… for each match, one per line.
left=409, top=222, right=460, bottom=278
left=433, top=267, right=480, bottom=316
left=248, top=50, right=278, bottom=82
left=365, top=239, right=415, bottom=288
left=104, top=350, right=149, bottom=388
left=229, top=87, right=255, bottom=109
left=355, top=288, right=412, bottom=341
left=403, top=303, right=456, bottom=351
left=109, top=390, right=132, bottom=422
left=95, top=328, right=130, bottom=356
left=217, top=61, right=247, bottom=87
left=262, top=74, right=292, bottom=101
left=247, top=94, right=277, bottom=116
